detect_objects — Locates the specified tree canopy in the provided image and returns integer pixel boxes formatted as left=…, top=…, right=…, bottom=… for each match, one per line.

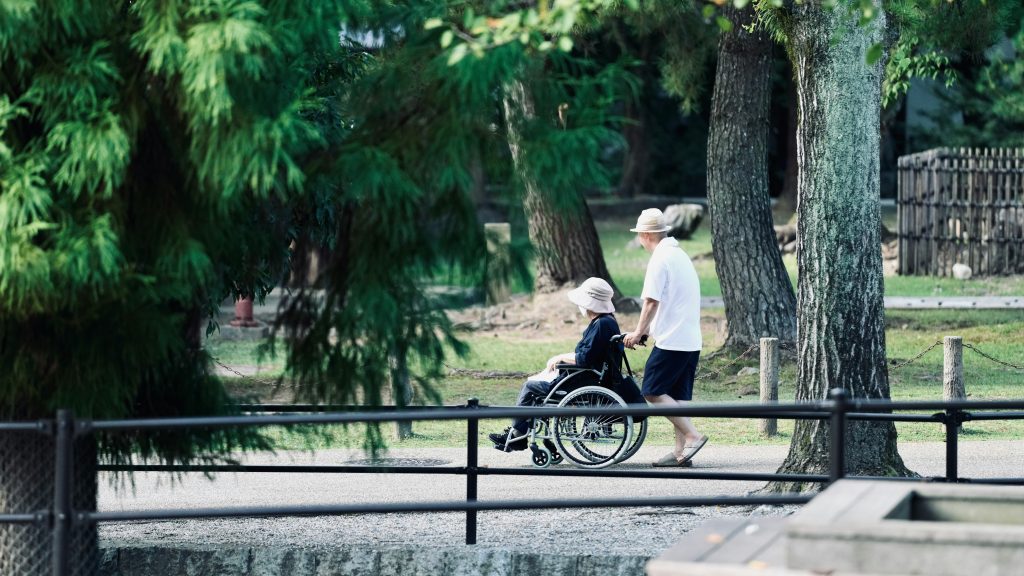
left=0, top=0, right=629, bottom=460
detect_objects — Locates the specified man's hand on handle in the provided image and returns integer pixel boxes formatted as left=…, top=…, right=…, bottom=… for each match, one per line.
left=626, top=297, right=658, bottom=350
left=622, top=332, right=648, bottom=350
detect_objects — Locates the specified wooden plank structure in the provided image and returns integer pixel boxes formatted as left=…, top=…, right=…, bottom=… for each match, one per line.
left=646, top=517, right=885, bottom=575
left=897, top=147, right=1024, bottom=276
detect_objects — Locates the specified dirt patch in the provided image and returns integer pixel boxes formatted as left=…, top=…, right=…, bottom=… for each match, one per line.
left=223, top=377, right=295, bottom=404
left=447, top=291, right=727, bottom=346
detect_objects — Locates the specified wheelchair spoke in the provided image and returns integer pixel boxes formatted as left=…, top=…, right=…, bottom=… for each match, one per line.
left=553, top=387, right=632, bottom=469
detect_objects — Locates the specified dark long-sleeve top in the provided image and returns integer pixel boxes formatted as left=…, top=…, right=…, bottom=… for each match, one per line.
left=574, top=314, right=622, bottom=373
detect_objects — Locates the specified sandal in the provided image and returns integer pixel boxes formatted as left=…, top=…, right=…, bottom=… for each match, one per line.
left=680, top=435, right=708, bottom=463
left=652, top=452, right=693, bottom=468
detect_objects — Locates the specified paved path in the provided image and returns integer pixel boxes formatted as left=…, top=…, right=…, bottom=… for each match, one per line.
left=98, top=441, right=1024, bottom=557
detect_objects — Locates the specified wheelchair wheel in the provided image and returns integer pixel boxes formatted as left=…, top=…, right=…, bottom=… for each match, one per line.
left=615, top=416, right=648, bottom=464
left=530, top=444, right=552, bottom=468
left=554, top=386, right=632, bottom=469
left=543, top=439, right=563, bottom=465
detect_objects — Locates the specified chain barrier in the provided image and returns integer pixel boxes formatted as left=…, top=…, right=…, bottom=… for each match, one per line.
left=695, top=343, right=760, bottom=382
left=443, top=362, right=530, bottom=380
left=888, top=340, right=943, bottom=371
left=211, top=357, right=282, bottom=387
left=963, top=343, right=1024, bottom=370
left=216, top=338, right=1021, bottom=388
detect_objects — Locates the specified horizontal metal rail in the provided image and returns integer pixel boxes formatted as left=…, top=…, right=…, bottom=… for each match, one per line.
left=9, top=400, right=1024, bottom=433
left=847, top=399, right=1024, bottom=411
left=237, top=404, right=464, bottom=413
left=79, top=494, right=814, bottom=524
left=97, top=464, right=468, bottom=475
left=480, top=467, right=829, bottom=483
left=0, top=513, right=46, bottom=524
left=846, top=412, right=942, bottom=422
left=80, top=402, right=836, bottom=432
left=0, top=421, right=50, bottom=433
left=94, top=463, right=830, bottom=483
left=5, top=393, right=1024, bottom=575
left=962, top=411, right=1024, bottom=421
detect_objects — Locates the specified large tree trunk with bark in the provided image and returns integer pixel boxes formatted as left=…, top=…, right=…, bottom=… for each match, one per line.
left=771, top=1, right=912, bottom=490
left=618, top=96, right=651, bottom=199
left=776, top=72, right=799, bottom=220
left=706, top=5, right=796, bottom=349
left=0, top=432, right=98, bottom=576
left=502, top=81, right=623, bottom=297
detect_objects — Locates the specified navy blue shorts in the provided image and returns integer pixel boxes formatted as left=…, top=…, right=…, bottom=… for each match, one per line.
left=640, top=347, right=700, bottom=401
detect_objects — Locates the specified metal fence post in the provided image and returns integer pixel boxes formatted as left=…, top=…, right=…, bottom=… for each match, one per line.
left=465, top=398, right=479, bottom=545
left=828, top=389, right=847, bottom=484
left=53, top=409, right=73, bottom=576
left=945, top=408, right=959, bottom=482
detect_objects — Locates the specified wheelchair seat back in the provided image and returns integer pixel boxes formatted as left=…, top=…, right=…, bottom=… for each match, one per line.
left=543, top=340, right=625, bottom=403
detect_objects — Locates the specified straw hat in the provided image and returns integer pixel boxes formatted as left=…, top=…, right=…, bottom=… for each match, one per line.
left=629, top=208, right=672, bottom=233
left=567, top=277, right=615, bottom=314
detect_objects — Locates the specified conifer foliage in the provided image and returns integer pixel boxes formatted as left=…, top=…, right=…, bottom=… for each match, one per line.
left=0, top=0, right=619, bottom=460
left=1, top=0, right=349, bottom=444
left=0, top=0, right=455, bottom=453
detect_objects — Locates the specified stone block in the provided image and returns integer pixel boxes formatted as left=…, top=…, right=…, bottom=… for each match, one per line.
left=786, top=480, right=1024, bottom=575
left=315, top=547, right=380, bottom=575
left=250, top=548, right=317, bottom=576
left=115, top=546, right=249, bottom=576
left=512, top=552, right=578, bottom=576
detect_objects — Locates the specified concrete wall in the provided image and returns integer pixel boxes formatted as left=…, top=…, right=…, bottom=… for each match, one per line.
left=100, top=545, right=648, bottom=576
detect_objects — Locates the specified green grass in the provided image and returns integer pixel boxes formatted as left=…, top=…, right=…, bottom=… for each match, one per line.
left=211, top=309, right=1024, bottom=449
left=206, top=209, right=1024, bottom=452
left=205, top=338, right=285, bottom=376
left=597, top=215, right=1024, bottom=299
left=598, top=219, right=727, bottom=297
left=884, top=274, right=1024, bottom=297
left=425, top=206, right=1022, bottom=300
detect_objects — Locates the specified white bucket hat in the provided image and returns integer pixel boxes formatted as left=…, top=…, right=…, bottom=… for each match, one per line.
left=567, top=277, right=615, bottom=314
left=629, top=208, right=672, bottom=233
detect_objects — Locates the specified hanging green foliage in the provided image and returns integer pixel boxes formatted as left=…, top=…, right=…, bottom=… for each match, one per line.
left=0, top=0, right=628, bottom=461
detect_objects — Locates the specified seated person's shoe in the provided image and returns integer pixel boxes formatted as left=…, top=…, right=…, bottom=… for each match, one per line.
left=489, top=427, right=528, bottom=451
left=504, top=436, right=528, bottom=451
left=488, top=427, right=513, bottom=445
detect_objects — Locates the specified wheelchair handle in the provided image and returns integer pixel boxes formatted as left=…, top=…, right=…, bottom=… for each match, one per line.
left=610, top=333, right=647, bottom=346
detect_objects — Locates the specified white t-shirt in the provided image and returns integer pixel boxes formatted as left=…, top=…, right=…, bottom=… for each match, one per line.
left=640, top=237, right=702, bottom=351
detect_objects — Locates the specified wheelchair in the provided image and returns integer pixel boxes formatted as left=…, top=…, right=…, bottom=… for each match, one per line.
left=497, top=334, right=648, bottom=469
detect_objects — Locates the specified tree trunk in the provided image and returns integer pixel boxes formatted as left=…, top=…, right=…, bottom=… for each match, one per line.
left=618, top=96, right=650, bottom=199
left=706, top=5, right=797, bottom=349
left=776, top=72, right=799, bottom=219
left=0, top=432, right=98, bottom=576
left=502, top=80, right=623, bottom=297
left=771, top=1, right=912, bottom=490
left=392, top=346, right=413, bottom=440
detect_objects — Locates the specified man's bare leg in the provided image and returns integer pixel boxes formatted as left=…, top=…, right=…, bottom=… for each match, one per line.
left=646, top=394, right=703, bottom=460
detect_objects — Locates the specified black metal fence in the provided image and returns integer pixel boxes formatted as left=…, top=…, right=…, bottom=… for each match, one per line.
left=3, top=390, right=1024, bottom=575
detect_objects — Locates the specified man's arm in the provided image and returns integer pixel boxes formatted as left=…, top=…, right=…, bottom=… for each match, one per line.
left=624, top=297, right=659, bottom=349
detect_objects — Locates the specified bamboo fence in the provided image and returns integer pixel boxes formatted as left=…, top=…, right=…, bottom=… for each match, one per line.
left=897, top=147, right=1024, bottom=276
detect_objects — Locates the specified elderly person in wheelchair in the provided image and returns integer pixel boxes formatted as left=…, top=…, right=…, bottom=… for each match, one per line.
left=488, top=277, right=629, bottom=463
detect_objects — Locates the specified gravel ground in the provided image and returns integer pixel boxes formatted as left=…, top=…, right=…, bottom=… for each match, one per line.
left=98, top=440, right=1024, bottom=557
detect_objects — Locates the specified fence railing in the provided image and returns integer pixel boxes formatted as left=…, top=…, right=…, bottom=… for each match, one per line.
left=4, top=392, right=1024, bottom=575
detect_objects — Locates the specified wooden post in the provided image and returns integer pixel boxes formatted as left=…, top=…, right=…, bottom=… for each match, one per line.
left=484, top=222, right=512, bottom=305
left=943, top=336, right=965, bottom=404
left=759, top=337, right=779, bottom=437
